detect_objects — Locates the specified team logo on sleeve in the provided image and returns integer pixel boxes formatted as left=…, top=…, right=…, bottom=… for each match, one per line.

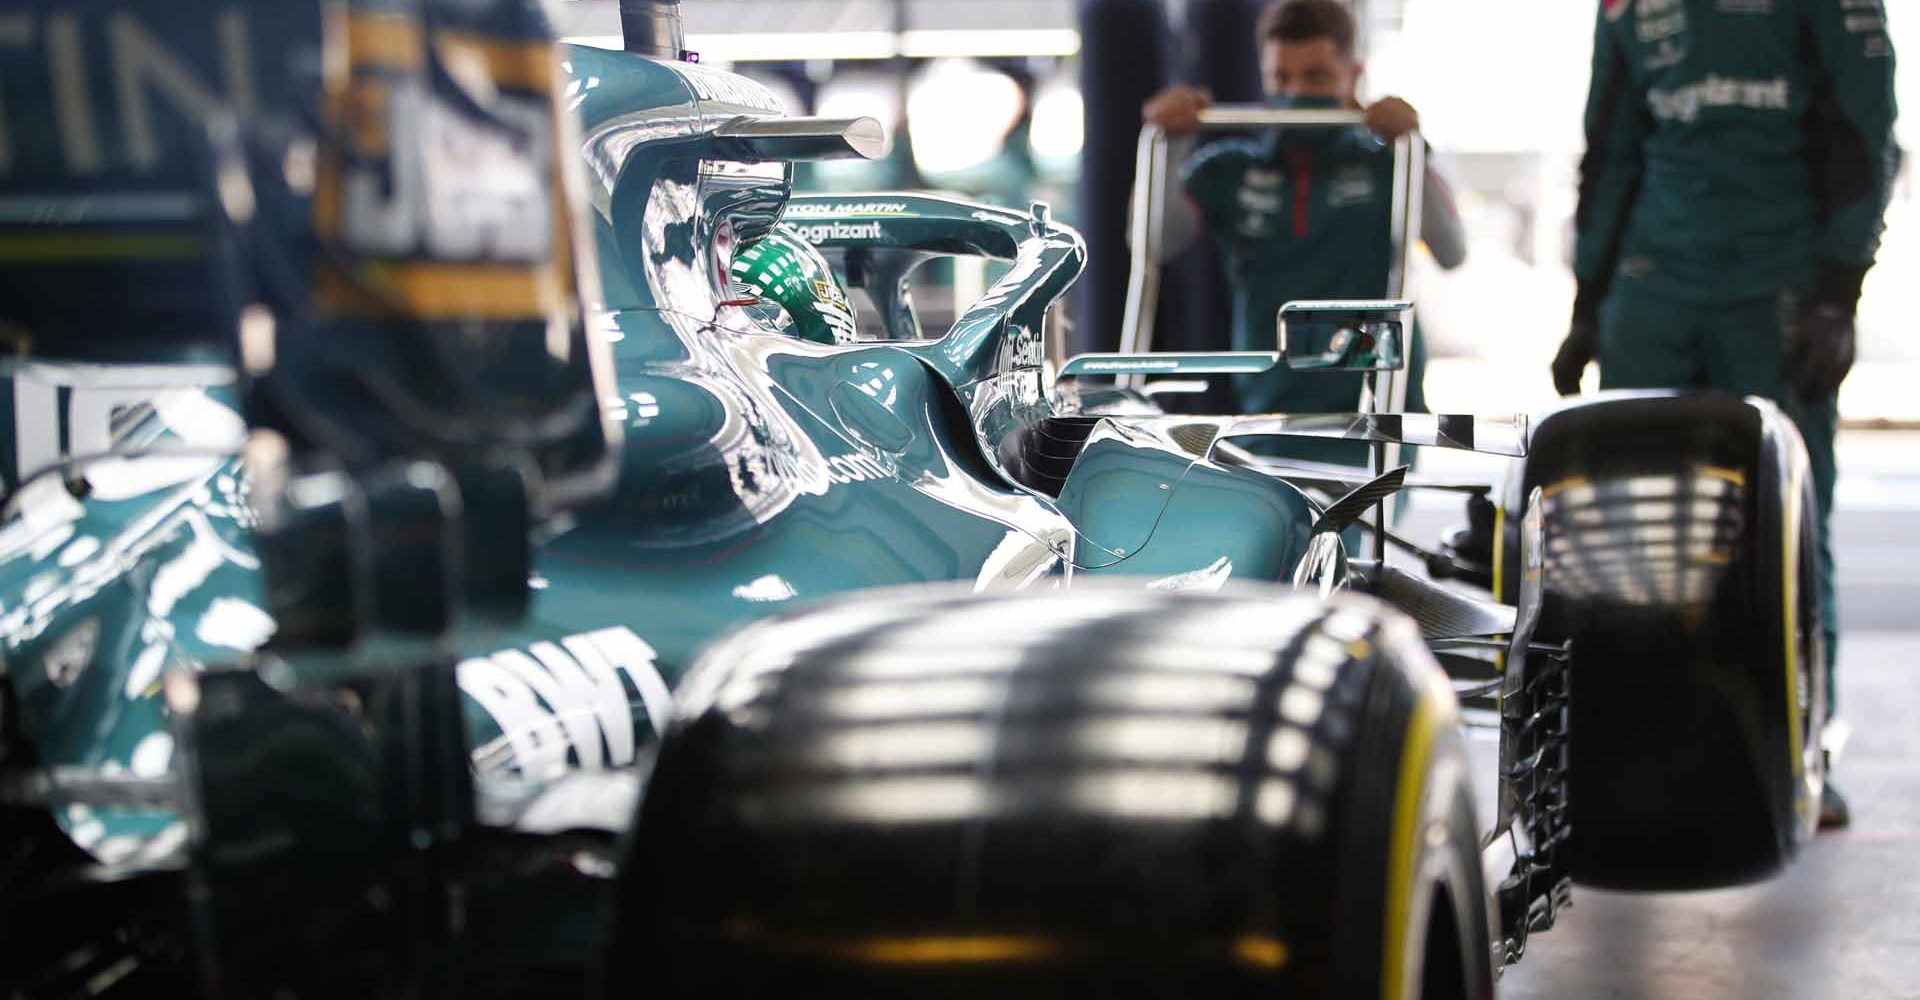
left=1634, top=0, right=1687, bottom=42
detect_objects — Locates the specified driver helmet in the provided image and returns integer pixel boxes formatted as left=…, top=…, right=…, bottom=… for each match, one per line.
left=728, top=224, right=859, bottom=346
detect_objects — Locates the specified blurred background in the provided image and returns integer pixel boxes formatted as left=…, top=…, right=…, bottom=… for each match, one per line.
left=552, top=0, right=1920, bottom=424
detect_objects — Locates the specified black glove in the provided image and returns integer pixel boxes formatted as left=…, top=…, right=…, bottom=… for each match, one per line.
left=1551, top=319, right=1599, bottom=397
left=1787, top=303, right=1856, bottom=403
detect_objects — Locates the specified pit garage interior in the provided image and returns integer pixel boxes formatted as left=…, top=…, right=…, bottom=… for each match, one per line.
left=1406, top=436, right=1920, bottom=998
left=2, top=0, right=1919, bottom=997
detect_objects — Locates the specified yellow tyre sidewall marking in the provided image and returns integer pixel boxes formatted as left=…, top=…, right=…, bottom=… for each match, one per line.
left=1382, top=674, right=1450, bottom=1000
left=846, top=935, right=1058, bottom=966
left=1781, top=452, right=1808, bottom=830
left=1491, top=499, right=1506, bottom=606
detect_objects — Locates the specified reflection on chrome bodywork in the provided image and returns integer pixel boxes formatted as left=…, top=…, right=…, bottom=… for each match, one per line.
left=1291, top=533, right=1347, bottom=597
left=1147, top=557, right=1234, bottom=592
left=0, top=390, right=263, bottom=864
left=1052, top=416, right=1316, bottom=579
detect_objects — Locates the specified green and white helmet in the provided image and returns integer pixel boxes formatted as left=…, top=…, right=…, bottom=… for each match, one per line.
left=729, top=224, right=859, bottom=345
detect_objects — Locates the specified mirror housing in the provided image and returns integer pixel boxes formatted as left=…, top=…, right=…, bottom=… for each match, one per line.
left=711, top=115, right=886, bottom=163
left=1278, top=299, right=1412, bottom=373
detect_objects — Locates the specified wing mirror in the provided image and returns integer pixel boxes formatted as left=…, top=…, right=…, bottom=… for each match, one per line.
left=1277, top=300, right=1411, bottom=373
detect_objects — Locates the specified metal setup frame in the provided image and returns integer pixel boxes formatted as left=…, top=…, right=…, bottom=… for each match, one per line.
left=1118, top=107, right=1425, bottom=558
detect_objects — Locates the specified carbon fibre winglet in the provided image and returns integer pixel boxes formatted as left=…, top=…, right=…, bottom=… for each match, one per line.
left=1312, top=465, right=1409, bottom=535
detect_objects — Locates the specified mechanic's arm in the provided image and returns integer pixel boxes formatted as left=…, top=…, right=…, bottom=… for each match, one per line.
left=1421, top=162, right=1468, bottom=270
left=1570, top=11, right=1647, bottom=327
left=1136, top=87, right=1212, bottom=262
left=1363, top=98, right=1468, bottom=270
left=1554, top=9, right=1649, bottom=394
left=1155, top=137, right=1205, bottom=263
left=1121, top=146, right=1204, bottom=263
left=1805, top=0, right=1900, bottom=314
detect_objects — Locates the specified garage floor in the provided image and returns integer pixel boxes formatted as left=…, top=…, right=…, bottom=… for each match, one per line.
left=1408, top=433, right=1920, bottom=1000
left=1499, top=633, right=1920, bottom=1000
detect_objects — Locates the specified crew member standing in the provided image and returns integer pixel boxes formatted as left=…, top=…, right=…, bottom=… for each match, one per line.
left=1142, top=0, right=1468, bottom=467
left=1554, top=0, right=1898, bottom=826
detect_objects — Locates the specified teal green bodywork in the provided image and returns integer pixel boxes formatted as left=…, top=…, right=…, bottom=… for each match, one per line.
left=0, top=45, right=1319, bottom=859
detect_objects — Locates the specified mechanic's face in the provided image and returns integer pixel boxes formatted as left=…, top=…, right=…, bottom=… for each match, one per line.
left=1260, top=37, right=1360, bottom=105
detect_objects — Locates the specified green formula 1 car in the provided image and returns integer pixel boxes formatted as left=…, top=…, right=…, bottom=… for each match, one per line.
left=0, top=2, right=1827, bottom=997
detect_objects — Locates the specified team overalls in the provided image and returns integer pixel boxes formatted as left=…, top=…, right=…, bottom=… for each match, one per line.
left=1575, top=0, right=1899, bottom=694
left=1183, top=126, right=1429, bottom=467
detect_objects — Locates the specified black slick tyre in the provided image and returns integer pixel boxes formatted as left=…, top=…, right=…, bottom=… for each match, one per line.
left=1515, top=394, right=1825, bottom=890
left=604, top=586, right=1494, bottom=999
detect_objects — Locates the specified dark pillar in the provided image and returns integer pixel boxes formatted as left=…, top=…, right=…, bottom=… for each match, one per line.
left=1183, top=0, right=1266, bottom=106
left=1169, top=0, right=1265, bottom=379
left=1074, top=0, right=1170, bottom=355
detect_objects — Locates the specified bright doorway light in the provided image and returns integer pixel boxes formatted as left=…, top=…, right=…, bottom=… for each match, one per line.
left=1028, top=73, right=1084, bottom=175
left=907, top=59, right=1024, bottom=177
left=817, top=71, right=901, bottom=158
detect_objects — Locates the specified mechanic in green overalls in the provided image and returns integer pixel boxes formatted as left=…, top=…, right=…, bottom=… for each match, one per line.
left=1141, top=0, right=1468, bottom=468
left=1553, top=0, right=1898, bottom=827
